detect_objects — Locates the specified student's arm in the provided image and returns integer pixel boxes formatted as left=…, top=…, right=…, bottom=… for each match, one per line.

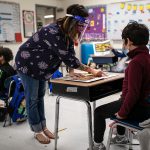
left=0, top=69, right=6, bottom=91
left=112, top=49, right=126, bottom=58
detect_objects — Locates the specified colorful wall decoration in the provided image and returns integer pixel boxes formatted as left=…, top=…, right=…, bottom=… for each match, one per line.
left=107, top=0, right=150, bottom=40
left=82, top=5, right=107, bottom=41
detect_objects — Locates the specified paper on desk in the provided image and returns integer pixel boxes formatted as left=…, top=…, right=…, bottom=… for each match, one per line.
left=59, top=73, right=118, bottom=83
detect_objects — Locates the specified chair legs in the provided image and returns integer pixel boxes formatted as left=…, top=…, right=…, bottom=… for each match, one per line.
left=106, top=125, right=139, bottom=150
left=106, top=127, right=113, bottom=150
left=3, top=113, right=11, bottom=127
left=128, top=130, right=133, bottom=150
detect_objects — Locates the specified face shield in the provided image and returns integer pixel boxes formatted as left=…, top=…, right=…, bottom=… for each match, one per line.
left=66, top=14, right=89, bottom=41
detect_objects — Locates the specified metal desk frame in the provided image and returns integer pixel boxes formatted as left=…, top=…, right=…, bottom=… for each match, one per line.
left=54, top=96, right=95, bottom=150
left=51, top=73, right=124, bottom=150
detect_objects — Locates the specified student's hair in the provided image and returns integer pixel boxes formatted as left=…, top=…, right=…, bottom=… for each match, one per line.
left=122, top=21, right=149, bottom=46
left=0, top=47, right=13, bottom=62
left=57, top=4, right=89, bottom=38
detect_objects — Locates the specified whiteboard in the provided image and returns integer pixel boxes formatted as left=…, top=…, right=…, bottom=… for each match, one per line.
left=107, top=0, right=150, bottom=40
left=0, top=2, right=21, bottom=42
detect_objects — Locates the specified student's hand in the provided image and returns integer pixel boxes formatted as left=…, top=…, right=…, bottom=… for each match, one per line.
left=115, top=112, right=126, bottom=119
left=106, top=45, right=114, bottom=50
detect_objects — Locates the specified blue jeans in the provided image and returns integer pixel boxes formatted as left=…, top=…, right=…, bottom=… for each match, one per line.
left=18, top=72, right=46, bottom=132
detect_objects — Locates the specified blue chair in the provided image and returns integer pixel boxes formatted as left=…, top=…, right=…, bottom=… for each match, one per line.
left=106, top=116, right=143, bottom=150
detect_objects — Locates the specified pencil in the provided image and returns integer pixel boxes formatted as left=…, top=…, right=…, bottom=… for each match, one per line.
left=58, top=128, right=67, bottom=132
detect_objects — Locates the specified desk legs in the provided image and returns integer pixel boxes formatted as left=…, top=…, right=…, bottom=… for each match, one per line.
left=54, top=96, right=61, bottom=150
left=93, top=101, right=96, bottom=115
left=84, top=101, right=94, bottom=150
left=54, top=96, right=93, bottom=150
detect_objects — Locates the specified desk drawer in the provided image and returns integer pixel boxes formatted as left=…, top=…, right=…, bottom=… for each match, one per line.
left=89, top=78, right=123, bottom=101
left=52, top=78, right=123, bottom=102
left=52, top=83, right=91, bottom=100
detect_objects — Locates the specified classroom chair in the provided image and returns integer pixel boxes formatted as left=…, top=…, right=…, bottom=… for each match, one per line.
left=106, top=116, right=143, bottom=150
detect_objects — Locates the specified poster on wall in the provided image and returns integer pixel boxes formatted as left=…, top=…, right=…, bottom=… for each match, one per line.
left=0, top=2, right=21, bottom=42
left=23, top=10, right=34, bottom=38
left=107, top=0, right=150, bottom=40
left=82, top=5, right=107, bottom=41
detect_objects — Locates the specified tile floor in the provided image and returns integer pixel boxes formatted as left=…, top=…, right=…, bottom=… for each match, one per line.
left=0, top=91, right=140, bottom=150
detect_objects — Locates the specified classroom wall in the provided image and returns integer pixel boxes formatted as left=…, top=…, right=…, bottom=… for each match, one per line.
left=0, top=0, right=142, bottom=64
left=0, top=0, right=63, bottom=64
left=61, top=0, right=138, bottom=60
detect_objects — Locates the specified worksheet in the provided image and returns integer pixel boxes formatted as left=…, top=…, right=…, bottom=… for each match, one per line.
left=58, top=73, right=118, bottom=83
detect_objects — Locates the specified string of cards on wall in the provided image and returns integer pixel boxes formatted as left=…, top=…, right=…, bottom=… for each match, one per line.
left=82, top=0, right=150, bottom=41
left=107, top=0, right=150, bottom=40
left=0, top=1, right=22, bottom=42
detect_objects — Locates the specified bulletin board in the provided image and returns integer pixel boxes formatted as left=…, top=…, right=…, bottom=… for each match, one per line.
left=0, top=1, right=21, bottom=42
left=107, top=0, right=150, bottom=40
left=82, top=5, right=107, bottom=41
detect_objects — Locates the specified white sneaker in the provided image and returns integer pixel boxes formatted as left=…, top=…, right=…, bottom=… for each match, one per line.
left=111, top=135, right=129, bottom=144
left=87, top=143, right=106, bottom=150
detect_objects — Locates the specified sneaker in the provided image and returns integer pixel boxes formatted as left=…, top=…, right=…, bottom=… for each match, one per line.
left=87, top=143, right=106, bottom=150
left=111, top=135, right=129, bottom=144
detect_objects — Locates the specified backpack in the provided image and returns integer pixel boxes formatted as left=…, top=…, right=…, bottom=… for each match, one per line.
left=8, top=75, right=27, bottom=122
left=49, top=70, right=63, bottom=92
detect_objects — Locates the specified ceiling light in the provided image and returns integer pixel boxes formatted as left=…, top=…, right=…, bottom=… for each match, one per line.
left=44, top=15, right=54, bottom=19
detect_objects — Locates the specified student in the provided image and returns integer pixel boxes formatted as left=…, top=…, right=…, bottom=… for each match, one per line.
left=15, top=4, right=103, bottom=144
left=109, top=47, right=129, bottom=72
left=92, top=22, right=150, bottom=150
left=0, top=47, right=16, bottom=98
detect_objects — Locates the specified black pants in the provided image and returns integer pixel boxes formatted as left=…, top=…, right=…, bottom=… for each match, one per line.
left=94, top=99, right=150, bottom=143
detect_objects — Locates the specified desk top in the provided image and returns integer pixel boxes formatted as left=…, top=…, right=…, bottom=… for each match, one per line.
left=51, top=73, right=124, bottom=87
left=91, top=54, right=115, bottom=58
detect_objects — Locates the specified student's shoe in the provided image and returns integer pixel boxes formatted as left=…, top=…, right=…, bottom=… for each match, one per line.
left=34, top=131, right=50, bottom=144
left=111, top=135, right=129, bottom=144
left=87, top=143, right=106, bottom=150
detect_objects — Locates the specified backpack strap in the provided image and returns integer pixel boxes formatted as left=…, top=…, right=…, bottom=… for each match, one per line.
left=9, top=75, right=23, bottom=110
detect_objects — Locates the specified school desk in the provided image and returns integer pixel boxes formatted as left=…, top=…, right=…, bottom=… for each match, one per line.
left=51, top=73, right=124, bottom=150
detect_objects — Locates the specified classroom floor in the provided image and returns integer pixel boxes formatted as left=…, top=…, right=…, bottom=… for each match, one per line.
left=0, top=91, right=140, bottom=150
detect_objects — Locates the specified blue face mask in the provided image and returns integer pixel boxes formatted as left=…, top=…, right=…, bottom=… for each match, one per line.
left=123, top=49, right=129, bottom=55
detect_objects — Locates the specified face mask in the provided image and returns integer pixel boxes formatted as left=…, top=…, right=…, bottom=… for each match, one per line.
left=122, top=48, right=129, bottom=55
left=66, top=14, right=89, bottom=41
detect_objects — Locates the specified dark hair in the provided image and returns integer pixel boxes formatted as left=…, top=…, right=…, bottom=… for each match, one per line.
left=0, top=47, right=13, bottom=62
left=66, top=4, right=89, bottom=17
left=122, top=21, right=149, bottom=46
left=57, top=4, right=89, bottom=38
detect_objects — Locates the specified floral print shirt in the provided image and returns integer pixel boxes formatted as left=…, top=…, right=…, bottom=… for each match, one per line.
left=15, top=23, right=81, bottom=80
